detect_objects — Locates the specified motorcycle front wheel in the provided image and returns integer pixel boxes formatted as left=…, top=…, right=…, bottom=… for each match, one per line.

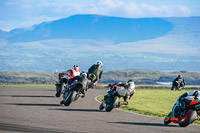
left=164, top=113, right=171, bottom=125
left=99, top=102, right=104, bottom=110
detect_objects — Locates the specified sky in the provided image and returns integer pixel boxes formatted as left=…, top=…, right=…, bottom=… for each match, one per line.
left=0, top=0, right=200, bottom=31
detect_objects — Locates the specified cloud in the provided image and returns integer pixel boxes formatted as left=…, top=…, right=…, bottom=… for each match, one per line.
left=0, top=0, right=195, bottom=31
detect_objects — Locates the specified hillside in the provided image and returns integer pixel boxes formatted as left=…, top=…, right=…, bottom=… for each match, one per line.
left=0, top=15, right=200, bottom=72
left=0, top=70, right=199, bottom=85
left=6, top=14, right=173, bottom=44
left=101, top=69, right=200, bottom=85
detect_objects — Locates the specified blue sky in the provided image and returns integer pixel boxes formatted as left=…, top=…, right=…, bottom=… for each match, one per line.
left=0, top=0, right=200, bottom=31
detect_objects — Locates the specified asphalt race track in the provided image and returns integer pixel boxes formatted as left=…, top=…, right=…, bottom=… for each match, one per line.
left=0, top=87, right=200, bottom=133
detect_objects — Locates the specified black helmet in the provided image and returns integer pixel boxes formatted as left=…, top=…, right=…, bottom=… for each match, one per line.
left=178, top=75, right=182, bottom=78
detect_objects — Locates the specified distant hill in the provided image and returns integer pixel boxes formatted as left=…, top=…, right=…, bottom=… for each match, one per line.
left=0, top=70, right=199, bottom=85
left=6, top=14, right=173, bottom=44
left=0, top=14, right=200, bottom=72
left=101, top=69, right=200, bottom=85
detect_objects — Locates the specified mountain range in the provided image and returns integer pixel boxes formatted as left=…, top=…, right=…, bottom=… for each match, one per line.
left=0, top=14, right=200, bottom=72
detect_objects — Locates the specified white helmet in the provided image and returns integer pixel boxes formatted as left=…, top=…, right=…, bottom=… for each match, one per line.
left=97, top=61, right=103, bottom=66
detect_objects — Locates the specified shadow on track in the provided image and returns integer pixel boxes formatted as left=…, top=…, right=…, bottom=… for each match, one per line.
left=5, top=103, right=61, bottom=107
left=0, top=95, right=55, bottom=98
left=109, top=122, right=178, bottom=127
left=0, top=122, right=81, bottom=133
left=49, top=108, right=100, bottom=112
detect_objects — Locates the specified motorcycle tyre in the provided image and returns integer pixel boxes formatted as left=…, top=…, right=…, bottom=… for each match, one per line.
left=64, top=91, right=77, bottom=106
left=164, top=113, right=171, bottom=125
left=105, top=96, right=119, bottom=112
left=178, top=110, right=197, bottom=127
left=55, top=82, right=65, bottom=97
left=99, top=103, right=104, bottom=110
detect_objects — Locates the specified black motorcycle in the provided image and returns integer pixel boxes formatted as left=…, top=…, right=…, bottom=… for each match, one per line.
left=55, top=73, right=69, bottom=97
left=63, top=81, right=85, bottom=106
left=99, top=86, right=126, bottom=112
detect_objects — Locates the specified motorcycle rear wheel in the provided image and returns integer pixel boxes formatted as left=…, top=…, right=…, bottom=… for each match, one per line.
left=55, top=82, right=65, bottom=97
left=178, top=110, right=197, bottom=127
left=64, top=91, right=77, bottom=106
left=105, top=96, right=119, bottom=112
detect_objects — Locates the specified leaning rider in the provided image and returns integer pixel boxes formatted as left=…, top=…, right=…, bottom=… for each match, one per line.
left=64, top=65, right=80, bottom=78
left=55, top=65, right=80, bottom=96
left=103, top=80, right=136, bottom=106
left=172, top=89, right=200, bottom=117
left=87, top=61, right=103, bottom=88
left=60, top=72, right=89, bottom=105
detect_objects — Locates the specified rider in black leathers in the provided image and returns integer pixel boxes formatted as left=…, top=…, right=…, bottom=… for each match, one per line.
left=60, top=72, right=88, bottom=104
left=67, top=72, right=88, bottom=97
left=87, top=61, right=103, bottom=88
left=171, top=75, right=186, bottom=91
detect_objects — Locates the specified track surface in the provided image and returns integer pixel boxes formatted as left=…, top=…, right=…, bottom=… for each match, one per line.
left=0, top=87, right=200, bottom=133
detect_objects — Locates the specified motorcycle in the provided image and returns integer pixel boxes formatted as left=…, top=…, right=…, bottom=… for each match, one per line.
left=55, top=73, right=69, bottom=97
left=164, top=97, right=200, bottom=127
left=171, top=81, right=184, bottom=91
left=63, top=81, right=85, bottom=106
left=99, top=86, right=126, bottom=112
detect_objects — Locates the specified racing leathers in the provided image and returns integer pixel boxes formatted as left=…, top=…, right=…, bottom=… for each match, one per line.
left=171, top=76, right=186, bottom=90
left=87, top=64, right=103, bottom=87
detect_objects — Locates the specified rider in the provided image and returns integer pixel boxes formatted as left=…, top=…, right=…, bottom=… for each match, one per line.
left=171, top=74, right=186, bottom=91
left=172, top=89, right=200, bottom=117
left=60, top=72, right=89, bottom=105
left=65, top=65, right=80, bottom=78
left=103, top=80, right=136, bottom=106
left=67, top=72, right=88, bottom=96
left=87, top=61, right=103, bottom=88
left=55, top=65, right=80, bottom=96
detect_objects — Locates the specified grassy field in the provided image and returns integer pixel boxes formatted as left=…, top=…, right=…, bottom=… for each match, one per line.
left=98, top=87, right=200, bottom=125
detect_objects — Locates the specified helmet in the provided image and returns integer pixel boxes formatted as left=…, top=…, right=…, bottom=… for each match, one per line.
left=89, top=73, right=96, bottom=81
left=178, top=75, right=182, bottom=78
left=97, top=61, right=103, bottom=67
left=74, top=65, right=79, bottom=72
left=81, top=72, right=87, bottom=78
left=127, top=80, right=133, bottom=84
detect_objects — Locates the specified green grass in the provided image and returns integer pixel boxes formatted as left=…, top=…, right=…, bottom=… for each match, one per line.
left=0, top=84, right=55, bottom=88
left=98, top=88, right=200, bottom=125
